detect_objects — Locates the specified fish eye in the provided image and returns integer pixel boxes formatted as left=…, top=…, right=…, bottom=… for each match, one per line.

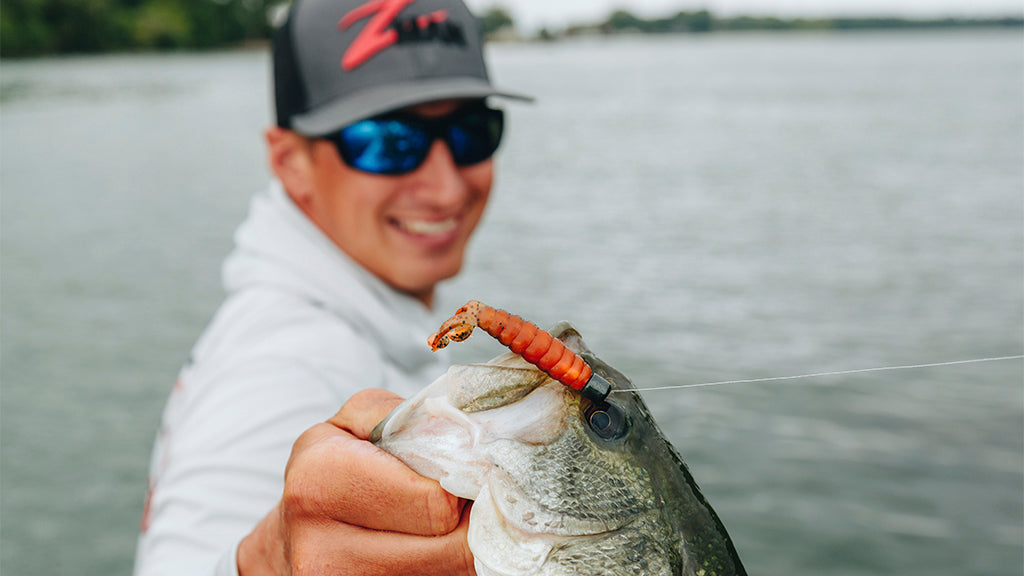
left=583, top=400, right=628, bottom=441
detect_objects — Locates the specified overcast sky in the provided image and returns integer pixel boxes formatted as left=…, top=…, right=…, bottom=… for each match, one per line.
left=464, top=0, right=1024, bottom=31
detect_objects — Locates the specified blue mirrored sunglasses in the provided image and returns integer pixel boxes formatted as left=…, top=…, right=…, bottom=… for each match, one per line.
left=324, top=103, right=505, bottom=176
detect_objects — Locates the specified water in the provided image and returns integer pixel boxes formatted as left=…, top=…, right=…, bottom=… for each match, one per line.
left=2, top=30, right=1021, bottom=575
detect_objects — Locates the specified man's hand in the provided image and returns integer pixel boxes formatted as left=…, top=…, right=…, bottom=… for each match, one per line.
left=237, top=389, right=475, bottom=575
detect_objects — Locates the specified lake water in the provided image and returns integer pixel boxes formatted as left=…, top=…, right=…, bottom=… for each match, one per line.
left=2, top=30, right=1022, bottom=575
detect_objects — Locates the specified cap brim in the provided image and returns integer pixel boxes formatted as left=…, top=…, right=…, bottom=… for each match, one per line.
left=290, top=77, right=533, bottom=136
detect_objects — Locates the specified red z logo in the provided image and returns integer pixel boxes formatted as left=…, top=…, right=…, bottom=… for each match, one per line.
left=338, top=0, right=449, bottom=70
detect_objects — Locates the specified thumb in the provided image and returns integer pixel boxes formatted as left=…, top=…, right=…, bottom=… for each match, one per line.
left=329, top=388, right=406, bottom=440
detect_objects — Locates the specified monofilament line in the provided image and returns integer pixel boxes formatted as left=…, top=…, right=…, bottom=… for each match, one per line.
left=617, top=355, right=1024, bottom=393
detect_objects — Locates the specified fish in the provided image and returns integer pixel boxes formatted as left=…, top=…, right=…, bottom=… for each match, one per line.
left=372, top=321, right=747, bottom=576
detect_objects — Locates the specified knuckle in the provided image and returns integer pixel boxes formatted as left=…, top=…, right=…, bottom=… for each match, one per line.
left=421, top=486, right=461, bottom=534
left=290, top=422, right=331, bottom=456
left=281, top=445, right=332, bottom=517
left=280, top=474, right=313, bottom=519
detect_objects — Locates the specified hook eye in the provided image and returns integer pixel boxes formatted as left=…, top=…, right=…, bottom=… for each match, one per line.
left=583, top=400, right=628, bottom=441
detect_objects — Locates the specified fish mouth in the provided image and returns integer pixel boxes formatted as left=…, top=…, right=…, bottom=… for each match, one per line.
left=371, top=376, right=487, bottom=500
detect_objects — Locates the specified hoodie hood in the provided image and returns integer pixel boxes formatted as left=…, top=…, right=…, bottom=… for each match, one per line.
left=222, top=182, right=442, bottom=373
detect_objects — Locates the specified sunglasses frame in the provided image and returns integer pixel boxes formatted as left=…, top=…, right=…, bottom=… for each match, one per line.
left=325, top=102, right=505, bottom=176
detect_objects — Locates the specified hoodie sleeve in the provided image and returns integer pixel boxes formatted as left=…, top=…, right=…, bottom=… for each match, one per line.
left=132, top=355, right=346, bottom=576
left=133, top=302, right=387, bottom=576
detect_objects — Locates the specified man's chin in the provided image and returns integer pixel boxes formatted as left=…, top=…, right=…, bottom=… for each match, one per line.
left=393, top=262, right=465, bottom=307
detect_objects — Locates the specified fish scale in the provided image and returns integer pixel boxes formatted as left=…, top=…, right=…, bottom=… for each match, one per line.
left=501, top=426, right=653, bottom=527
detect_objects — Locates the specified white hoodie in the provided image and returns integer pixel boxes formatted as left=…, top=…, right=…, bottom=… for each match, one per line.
left=133, top=183, right=449, bottom=576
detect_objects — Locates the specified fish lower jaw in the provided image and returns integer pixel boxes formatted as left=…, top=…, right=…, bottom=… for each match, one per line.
left=470, top=482, right=629, bottom=576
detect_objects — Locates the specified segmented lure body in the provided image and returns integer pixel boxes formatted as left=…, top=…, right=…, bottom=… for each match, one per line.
left=429, top=300, right=594, bottom=392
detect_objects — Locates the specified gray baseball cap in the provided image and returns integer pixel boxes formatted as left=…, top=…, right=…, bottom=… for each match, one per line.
left=273, top=0, right=532, bottom=136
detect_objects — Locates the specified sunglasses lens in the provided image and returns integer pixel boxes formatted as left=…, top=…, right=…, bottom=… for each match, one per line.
left=339, top=119, right=430, bottom=175
left=447, top=108, right=504, bottom=166
left=335, top=106, right=504, bottom=175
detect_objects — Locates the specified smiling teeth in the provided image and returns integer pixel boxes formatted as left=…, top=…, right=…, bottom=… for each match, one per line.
left=399, top=218, right=457, bottom=235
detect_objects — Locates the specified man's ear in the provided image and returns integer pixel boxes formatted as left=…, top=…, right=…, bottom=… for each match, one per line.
left=266, top=127, right=316, bottom=210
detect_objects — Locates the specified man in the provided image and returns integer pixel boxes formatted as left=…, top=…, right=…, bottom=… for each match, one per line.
left=133, top=0, right=528, bottom=573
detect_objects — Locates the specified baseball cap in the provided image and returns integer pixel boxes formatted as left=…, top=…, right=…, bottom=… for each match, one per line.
left=273, top=0, right=532, bottom=136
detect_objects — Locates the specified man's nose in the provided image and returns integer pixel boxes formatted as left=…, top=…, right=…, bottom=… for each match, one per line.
left=413, top=139, right=469, bottom=204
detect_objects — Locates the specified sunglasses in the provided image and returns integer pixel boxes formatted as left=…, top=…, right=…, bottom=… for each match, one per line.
left=324, top=103, right=505, bottom=176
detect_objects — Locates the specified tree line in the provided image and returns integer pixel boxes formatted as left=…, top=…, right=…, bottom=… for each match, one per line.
left=1, top=0, right=275, bottom=56
left=569, top=9, right=1023, bottom=36
left=2, top=1, right=1021, bottom=58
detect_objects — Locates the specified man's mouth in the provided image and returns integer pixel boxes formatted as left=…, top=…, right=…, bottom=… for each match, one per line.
left=393, top=217, right=458, bottom=236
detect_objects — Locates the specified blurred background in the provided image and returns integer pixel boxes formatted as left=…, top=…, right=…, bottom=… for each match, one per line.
left=1, top=1, right=1022, bottom=575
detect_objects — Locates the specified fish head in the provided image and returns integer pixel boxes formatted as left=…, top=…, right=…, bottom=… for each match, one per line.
left=371, top=322, right=644, bottom=504
left=372, top=322, right=745, bottom=576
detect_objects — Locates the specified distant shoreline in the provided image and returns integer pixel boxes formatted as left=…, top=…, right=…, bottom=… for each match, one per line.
left=1, top=7, right=1020, bottom=59
left=3, top=27, right=1022, bottom=63
left=514, top=13, right=1024, bottom=43
left=2, top=28, right=1021, bottom=65
left=492, top=22, right=1024, bottom=44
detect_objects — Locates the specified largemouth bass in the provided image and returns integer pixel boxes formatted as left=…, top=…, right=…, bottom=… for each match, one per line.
left=372, top=321, right=746, bottom=576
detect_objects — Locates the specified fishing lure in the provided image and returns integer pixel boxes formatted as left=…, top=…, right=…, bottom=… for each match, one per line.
left=429, top=300, right=612, bottom=402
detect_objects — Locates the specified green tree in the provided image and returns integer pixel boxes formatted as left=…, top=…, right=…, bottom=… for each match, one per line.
left=1, top=0, right=54, bottom=55
left=1, top=0, right=135, bottom=55
left=1, top=0, right=274, bottom=56
left=604, top=9, right=644, bottom=32
left=133, top=0, right=192, bottom=48
left=479, top=6, right=514, bottom=38
left=689, top=9, right=712, bottom=32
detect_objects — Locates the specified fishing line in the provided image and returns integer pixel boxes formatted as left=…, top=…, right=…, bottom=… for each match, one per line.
left=616, top=355, right=1024, bottom=393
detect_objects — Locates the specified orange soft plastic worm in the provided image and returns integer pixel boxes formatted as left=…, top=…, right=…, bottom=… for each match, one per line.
left=429, top=300, right=593, bottom=391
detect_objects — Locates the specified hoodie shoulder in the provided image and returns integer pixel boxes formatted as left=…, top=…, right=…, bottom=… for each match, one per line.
left=187, top=287, right=387, bottom=401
